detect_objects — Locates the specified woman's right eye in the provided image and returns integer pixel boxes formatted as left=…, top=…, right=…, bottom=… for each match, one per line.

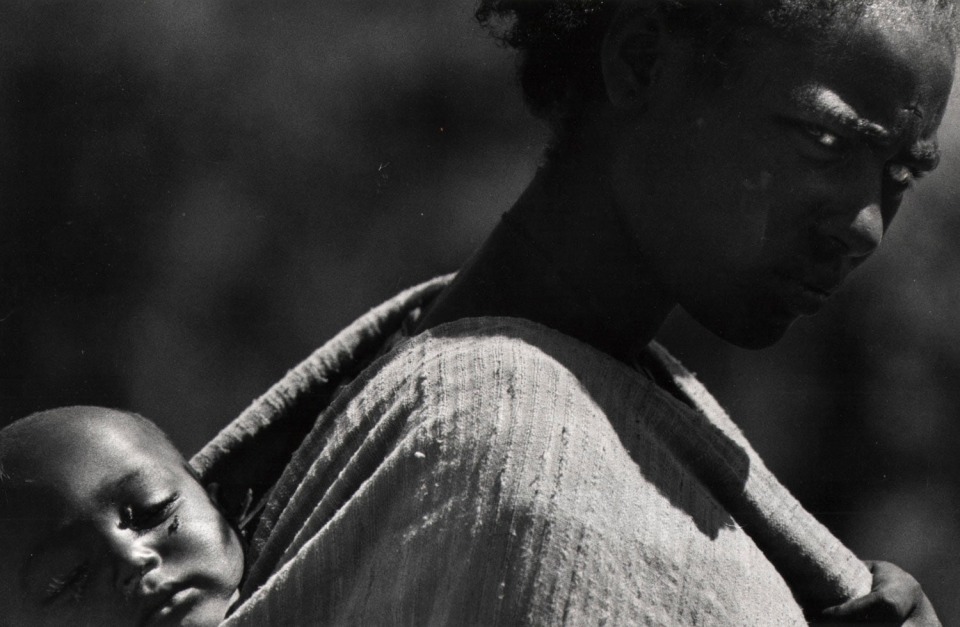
left=802, top=125, right=843, bottom=151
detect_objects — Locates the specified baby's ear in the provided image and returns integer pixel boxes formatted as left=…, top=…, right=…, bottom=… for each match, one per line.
left=206, top=481, right=258, bottom=527
left=206, top=481, right=243, bottom=526
left=206, top=481, right=224, bottom=507
left=186, top=464, right=226, bottom=509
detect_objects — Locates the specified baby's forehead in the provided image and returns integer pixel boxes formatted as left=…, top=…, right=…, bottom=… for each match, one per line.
left=1, top=409, right=183, bottom=490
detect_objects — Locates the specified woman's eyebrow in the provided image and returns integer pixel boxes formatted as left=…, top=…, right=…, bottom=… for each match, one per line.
left=844, top=116, right=891, bottom=146
left=794, top=85, right=892, bottom=147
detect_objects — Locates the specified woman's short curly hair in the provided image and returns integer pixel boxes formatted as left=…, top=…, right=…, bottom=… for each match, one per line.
left=476, top=0, right=957, bottom=133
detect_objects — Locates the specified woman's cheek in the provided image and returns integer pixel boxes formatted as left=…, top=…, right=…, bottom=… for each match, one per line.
left=736, top=170, right=777, bottom=255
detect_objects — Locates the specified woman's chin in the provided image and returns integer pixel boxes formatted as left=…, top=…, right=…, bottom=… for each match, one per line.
left=697, top=310, right=799, bottom=351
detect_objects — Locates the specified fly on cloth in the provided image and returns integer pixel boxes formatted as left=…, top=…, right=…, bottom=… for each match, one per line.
left=191, top=277, right=871, bottom=625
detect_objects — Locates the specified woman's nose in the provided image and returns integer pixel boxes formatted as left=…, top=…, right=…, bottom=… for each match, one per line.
left=816, top=173, right=886, bottom=259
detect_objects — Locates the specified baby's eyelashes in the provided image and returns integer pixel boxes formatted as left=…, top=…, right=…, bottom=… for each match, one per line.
left=118, top=493, right=181, bottom=533
left=43, top=563, right=90, bottom=605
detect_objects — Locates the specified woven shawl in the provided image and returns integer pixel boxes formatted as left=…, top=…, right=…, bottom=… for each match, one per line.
left=191, top=277, right=870, bottom=625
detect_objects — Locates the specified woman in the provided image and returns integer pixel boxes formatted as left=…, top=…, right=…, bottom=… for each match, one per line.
left=196, top=1, right=954, bottom=624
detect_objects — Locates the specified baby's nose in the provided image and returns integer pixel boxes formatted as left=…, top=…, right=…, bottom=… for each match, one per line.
left=112, top=539, right=161, bottom=598
left=117, top=562, right=157, bottom=599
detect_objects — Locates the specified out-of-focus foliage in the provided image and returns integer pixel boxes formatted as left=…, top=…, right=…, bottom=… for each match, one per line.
left=0, top=0, right=544, bottom=445
left=2, top=1, right=959, bottom=621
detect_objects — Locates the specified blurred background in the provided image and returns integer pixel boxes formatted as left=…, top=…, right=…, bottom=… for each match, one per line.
left=2, top=0, right=959, bottom=620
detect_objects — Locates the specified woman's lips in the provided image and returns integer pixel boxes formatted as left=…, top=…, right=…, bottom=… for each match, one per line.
left=774, top=270, right=840, bottom=316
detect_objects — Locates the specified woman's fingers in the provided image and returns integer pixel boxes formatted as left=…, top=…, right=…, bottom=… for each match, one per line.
left=820, top=561, right=940, bottom=626
left=822, top=591, right=890, bottom=618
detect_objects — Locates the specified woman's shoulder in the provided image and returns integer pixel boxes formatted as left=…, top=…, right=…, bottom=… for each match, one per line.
left=334, top=316, right=673, bottom=459
left=390, top=315, right=644, bottom=386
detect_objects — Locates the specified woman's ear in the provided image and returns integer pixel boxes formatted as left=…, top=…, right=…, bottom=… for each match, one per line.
left=601, top=8, right=666, bottom=111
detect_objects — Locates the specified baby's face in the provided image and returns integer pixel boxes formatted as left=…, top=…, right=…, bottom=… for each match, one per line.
left=0, top=410, right=244, bottom=626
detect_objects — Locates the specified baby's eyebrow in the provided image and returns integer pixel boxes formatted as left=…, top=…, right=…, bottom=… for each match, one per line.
left=93, top=468, right=146, bottom=504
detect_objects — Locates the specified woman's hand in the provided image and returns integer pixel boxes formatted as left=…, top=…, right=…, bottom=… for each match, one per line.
left=821, top=561, right=940, bottom=625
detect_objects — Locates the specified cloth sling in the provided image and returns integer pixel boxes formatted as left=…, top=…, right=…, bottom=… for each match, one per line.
left=191, top=277, right=871, bottom=625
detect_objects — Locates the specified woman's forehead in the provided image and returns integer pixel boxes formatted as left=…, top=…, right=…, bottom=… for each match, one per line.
left=822, top=13, right=952, bottom=128
left=727, top=9, right=955, bottom=136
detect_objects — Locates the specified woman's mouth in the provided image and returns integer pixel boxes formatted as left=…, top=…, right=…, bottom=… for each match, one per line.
left=774, top=271, right=839, bottom=316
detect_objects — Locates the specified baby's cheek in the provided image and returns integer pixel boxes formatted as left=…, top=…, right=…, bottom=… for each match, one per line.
left=199, top=508, right=244, bottom=588
left=197, top=516, right=245, bottom=623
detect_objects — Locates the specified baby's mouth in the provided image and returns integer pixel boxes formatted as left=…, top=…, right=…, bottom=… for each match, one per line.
left=139, top=585, right=195, bottom=626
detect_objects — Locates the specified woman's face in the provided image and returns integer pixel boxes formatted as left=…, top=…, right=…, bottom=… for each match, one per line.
left=609, top=8, right=955, bottom=348
left=0, top=411, right=244, bottom=626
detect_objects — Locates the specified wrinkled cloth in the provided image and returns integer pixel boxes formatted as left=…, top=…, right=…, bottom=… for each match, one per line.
left=191, top=278, right=871, bottom=626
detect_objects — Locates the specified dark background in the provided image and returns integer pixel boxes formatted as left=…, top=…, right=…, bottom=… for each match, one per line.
left=2, top=1, right=959, bottom=621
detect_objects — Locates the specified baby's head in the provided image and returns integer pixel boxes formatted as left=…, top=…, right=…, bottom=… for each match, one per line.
left=0, top=406, right=244, bottom=626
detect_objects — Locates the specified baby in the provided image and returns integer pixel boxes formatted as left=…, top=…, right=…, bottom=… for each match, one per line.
left=0, top=406, right=244, bottom=627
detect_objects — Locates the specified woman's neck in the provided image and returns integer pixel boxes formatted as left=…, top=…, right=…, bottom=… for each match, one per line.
left=414, top=146, right=676, bottom=363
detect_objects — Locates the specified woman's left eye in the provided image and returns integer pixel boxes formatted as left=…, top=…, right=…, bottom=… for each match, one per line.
left=120, top=494, right=180, bottom=532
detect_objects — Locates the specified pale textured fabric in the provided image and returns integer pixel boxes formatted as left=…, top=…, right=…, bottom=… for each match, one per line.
left=644, top=344, right=871, bottom=607
left=192, top=278, right=871, bottom=626
left=223, top=318, right=806, bottom=625
left=191, top=276, right=454, bottom=514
